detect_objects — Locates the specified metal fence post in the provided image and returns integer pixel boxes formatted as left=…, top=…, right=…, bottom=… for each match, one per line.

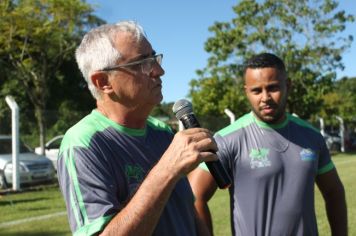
left=5, top=96, right=20, bottom=191
left=224, top=108, right=235, bottom=124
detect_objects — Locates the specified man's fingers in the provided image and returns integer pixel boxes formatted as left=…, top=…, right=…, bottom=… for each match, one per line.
left=176, top=128, right=215, bottom=144
left=179, top=128, right=213, bottom=140
left=180, top=127, right=210, bottom=134
left=195, top=137, right=218, bottom=153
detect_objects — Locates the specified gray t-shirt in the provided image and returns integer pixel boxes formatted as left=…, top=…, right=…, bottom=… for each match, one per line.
left=208, top=112, right=334, bottom=236
left=57, top=110, right=196, bottom=236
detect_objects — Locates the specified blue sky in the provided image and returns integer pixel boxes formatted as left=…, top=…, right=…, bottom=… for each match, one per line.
left=87, top=0, right=356, bottom=103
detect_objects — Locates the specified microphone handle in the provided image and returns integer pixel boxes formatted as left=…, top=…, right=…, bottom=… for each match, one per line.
left=180, top=113, right=201, bottom=129
left=205, top=160, right=231, bottom=189
left=180, top=114, right=231, bottom=189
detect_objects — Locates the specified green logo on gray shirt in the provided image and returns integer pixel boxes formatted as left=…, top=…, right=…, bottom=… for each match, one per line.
left=249, top=148, right=271, bottom=169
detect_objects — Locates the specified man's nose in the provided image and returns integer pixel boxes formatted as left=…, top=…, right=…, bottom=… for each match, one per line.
left=150, top=62, right=165, bottom=77
left=261, top=90, right=270, bottom=102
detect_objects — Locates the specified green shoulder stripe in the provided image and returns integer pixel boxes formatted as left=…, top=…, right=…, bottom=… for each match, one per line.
left=65, top=148, right=88, bottom=226
left=60, top=110, right=151, bottom=155
left=317, top=161, right=335, bottom=175
left=147, top=116, right=173, bottom=133
left=218, top=112, right=254, bottom=137
left=59, top=110, right=108, bottom=155
left=253, top=114, right=288, bottom=129
left=288, top=114, right=320, bottom=133
left=90, top=110, right=146, bottom=136
left=74, top=214, right=114, bottom=236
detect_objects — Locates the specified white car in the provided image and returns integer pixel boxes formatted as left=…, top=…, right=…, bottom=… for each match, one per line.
left=0, top=135, right=56, bottom=189
left=35, top=135, right=63, bottom=171
left=323, top=132, right=341, bottom=152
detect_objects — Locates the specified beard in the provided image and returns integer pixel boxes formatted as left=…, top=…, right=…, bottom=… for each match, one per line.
left=253, top=101, right=287, bottom=124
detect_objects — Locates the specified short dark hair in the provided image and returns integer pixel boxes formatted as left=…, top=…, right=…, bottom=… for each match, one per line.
left=243, top=53, right=286, bottom=74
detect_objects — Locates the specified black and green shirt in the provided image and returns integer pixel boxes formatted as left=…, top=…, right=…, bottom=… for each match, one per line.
left=203, top=112, right=334, bottom=236
left=57, top=110, right=196, bottom=236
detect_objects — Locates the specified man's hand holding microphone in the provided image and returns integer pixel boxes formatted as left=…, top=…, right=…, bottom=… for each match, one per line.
left=158, top=99, right=231, bottom=188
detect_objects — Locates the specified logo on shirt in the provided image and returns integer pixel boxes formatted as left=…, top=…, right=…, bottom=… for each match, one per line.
left=300, top=148, right=317, bottom=161
left=249, top=148, right=271, bottom=169
left=125, top=164, right=144, bottom=181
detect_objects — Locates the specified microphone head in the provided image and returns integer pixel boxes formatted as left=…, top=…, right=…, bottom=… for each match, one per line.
left=172, top=99, right=193, bottom=120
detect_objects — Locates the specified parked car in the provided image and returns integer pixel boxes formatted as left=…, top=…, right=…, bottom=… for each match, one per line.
left=0, top=135, right=56, bottom=189
left=35, top=135, right=63, bottom=170
left=323, top=132, right=341, bottom=152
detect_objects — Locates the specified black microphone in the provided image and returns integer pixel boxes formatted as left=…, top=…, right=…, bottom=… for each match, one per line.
left=172, top=99, right=231, bottom=189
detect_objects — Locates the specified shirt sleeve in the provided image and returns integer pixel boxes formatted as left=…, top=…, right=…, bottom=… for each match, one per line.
left=317, top=135, right=335, bottom=175
left=57, top=144, right=119, bottom=236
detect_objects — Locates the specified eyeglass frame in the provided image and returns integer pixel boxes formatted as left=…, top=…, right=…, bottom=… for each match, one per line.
left=100, top=53, right=163, bottom=74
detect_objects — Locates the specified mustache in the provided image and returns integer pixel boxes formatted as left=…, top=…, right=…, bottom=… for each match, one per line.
left=259, top=103, right=277, bottom=110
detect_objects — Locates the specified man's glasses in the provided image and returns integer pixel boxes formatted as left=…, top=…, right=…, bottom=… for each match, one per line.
left=101, top=54, right=163, bottom=75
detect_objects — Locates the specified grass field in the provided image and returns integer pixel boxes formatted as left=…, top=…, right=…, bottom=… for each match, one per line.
left=0, top=153, right=355, bottom=235
left=0, top=184, right=70, bottom=236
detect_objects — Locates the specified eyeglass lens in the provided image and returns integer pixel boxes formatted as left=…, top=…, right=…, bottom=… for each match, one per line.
left=141, top=55, right=162, bottom=74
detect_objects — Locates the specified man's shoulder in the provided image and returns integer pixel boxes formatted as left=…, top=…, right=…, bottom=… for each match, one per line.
left=217, top=112, right=254, bottom=137
left=60, top=111, right=106, bottom=151
left=288, top=114, right=321, bottom=134
left=147, top=116, right=173, bottom=133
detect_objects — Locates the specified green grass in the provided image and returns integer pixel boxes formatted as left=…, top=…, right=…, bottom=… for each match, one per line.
left=209, top=152, right=356, bottom=236
left=0, top=184, right=70, bottom=236
left=0, top=153, right=354, bottom=235
left=315, top=153, right=356, bottom=235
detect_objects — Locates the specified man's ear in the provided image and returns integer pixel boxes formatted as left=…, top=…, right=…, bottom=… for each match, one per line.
left=91, top=72, right=113, bottom=94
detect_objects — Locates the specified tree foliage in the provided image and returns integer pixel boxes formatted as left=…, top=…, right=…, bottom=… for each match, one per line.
left=318, top=77, right=356, bottom=128
left=189, top=0, right=354, bottom=123
left=150, top=102, right=175, bottom=119
left=0, top=0, right=103, bottom=150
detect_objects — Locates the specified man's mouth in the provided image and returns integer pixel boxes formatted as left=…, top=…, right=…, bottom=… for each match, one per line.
left=260, top=105, right=275, bottom=114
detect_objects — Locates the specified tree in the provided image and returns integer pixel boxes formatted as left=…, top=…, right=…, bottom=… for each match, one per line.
left=189, top=0, right=354, bottom=122
left=150, top=102, right=175, bottom=120
left=0, top=0, right=103, bottom=153
left=150, top=102, right=182, bottom=132
left=318, top=77, right=356, bottom=127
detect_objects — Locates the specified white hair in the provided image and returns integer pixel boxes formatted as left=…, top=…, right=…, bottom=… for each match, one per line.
left=75, top=20, right=146, bottom=99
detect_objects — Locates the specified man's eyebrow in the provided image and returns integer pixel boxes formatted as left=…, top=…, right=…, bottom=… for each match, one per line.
left=249, top=86, right=261, bottom=91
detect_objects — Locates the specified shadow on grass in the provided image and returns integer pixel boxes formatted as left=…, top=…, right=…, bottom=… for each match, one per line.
left=0, top=197, right=51, bottom=207
left=0, top=182, right=59, bottom=196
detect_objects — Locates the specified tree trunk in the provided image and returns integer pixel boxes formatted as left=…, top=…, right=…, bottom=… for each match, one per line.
left=35, top=107, right=46, bottom=155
